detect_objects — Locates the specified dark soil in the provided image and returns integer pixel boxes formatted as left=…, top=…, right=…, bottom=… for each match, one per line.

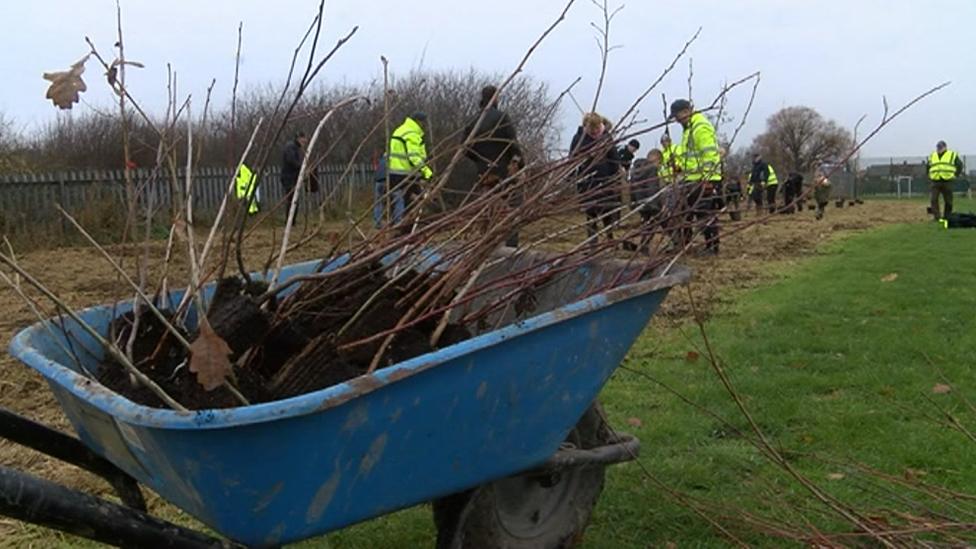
left=96, top=264, right=470, bottom=410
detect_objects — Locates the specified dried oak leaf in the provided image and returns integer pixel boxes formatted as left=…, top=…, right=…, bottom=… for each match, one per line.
left=880, top=273, right=898, bottom=283
left=932, top=383, right=952, bottom=395
left=42, top=54, right=90, bottom=110
left=625, top=417, right=643, bottom=428
left=685, top=350, right=700, bottom=363
left=189, top=319, right=233, bottom=391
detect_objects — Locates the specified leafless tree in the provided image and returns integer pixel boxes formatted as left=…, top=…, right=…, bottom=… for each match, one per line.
left=752, top=106, right=852, bottom=174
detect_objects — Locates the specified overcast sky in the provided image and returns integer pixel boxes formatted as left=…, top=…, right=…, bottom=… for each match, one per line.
left=6, top=0, right=975, bottom=158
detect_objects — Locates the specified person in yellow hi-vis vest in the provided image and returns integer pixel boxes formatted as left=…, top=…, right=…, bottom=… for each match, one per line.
left=235, top=163, right=259, bottom=215
left=672, top=98, right=722, bottom=255
left=927, top=140, right=965, bottom=222
left=658, top=133, right=681, bottom=185
left=388, top=112, right=433, bottom=223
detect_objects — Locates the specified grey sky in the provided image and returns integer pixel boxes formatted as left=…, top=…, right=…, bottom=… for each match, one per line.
left=6, top=1, right=975, bottom=158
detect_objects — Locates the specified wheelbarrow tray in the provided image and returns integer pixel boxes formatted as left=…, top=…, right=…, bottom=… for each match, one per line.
left=9, top=250, right=688, bottom=546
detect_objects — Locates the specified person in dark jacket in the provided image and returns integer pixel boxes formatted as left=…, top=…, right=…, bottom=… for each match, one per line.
left=624, top=148, right=664, bottom=253
left=630, top=149, right=663, bottom=223
left=749, top=153, right=769, bottom=214
left=464, top=85, right=523, bottom=246
left=281, top=132, right=308, bottom=197
left=570, top=113, right=622, bottom=243
left=617, top=139, right=640, bottom=175
left=782, top=171, right=804, bottom=214
left=464, top=85, right=522, bottom=186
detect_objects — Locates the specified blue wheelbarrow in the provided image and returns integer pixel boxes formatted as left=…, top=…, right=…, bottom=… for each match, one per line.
left=3, top=249, right=689, bottom=548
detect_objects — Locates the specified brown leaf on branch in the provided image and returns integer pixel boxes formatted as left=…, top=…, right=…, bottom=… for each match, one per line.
left=42, top=54, right=90, bottom=110
left=189, top=318, right=233, bottom=391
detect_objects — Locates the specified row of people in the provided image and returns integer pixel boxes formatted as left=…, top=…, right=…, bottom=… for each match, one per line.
left=572, top=99, right=724, bottom=254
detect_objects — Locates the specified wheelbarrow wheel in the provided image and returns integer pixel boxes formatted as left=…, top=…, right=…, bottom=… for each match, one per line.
left=433, top=403, right=611, bottom=549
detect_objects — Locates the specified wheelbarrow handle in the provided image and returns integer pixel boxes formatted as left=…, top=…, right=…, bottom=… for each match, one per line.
left=0, top=406, right=145, bottom=511
left=0, top=465, right=241, bottom=549
left=536, top=432, right=640, bottom=472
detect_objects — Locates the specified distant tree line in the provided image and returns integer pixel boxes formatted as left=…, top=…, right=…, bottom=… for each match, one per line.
left=0, top=69, right=561, bottom=175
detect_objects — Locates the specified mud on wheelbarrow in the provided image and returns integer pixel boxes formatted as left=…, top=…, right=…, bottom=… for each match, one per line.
left=4, top=249, right=689, bottom=548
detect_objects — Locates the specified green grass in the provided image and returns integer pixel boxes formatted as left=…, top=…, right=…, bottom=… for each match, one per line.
left=586, top=219, right=976, bottom=546
left=310, top=209, right=976, bottom=547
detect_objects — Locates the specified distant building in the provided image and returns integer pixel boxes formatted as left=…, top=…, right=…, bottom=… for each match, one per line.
left=864, top=161, right=927, bottom=180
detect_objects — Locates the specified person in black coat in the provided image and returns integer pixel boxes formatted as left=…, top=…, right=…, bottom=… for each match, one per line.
left=464, top=85, right=522, bottom=184
left=616, top=139, right=640, bottom=175
left=280, top=132, right=308, bottom=197
left=749, top=154, right=769, bottom=214
left=783, top=171, right=804, bottom=214
left=464, top=85, right=524, bottom=246
left=570, top=113, right=622, bottom=243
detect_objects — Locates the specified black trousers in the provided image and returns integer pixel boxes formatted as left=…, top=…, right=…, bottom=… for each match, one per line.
left=766, top=185, right=778, bottom=214
left=783, top=182, right=799, bottom=213
left=930, top=180, right=954, bottom=220
left=584, top=206, right=620, bottom=241
left=749, top=185, right=764, bottom=209
left=683, top=183, right=721, bottom=252
left=815, top=200, right=828, bottom=220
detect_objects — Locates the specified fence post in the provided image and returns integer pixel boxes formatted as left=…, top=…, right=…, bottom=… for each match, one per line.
left=58, top=172, right=67, bottom=236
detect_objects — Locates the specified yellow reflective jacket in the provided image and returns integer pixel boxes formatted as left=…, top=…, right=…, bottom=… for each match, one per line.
left=766, top=164, right=779, bottom=187
left=659, top=143, right=683, bottom=182
left=929, top=150, right=959, bottom=181
left=235, top=163, right=259, bottom=214
left=678, top=112, right=722, bottom=182
left=389, top=117, right=433, bottom=180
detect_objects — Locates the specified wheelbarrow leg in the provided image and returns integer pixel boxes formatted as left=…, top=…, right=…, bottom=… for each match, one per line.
left=0, top=465, right=240, bottom=548
left=434, top=402, right=635, bottom=549
left=0, top=406, right=145, bottom=511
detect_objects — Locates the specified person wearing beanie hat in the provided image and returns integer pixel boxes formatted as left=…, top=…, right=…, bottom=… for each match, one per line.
left=670, top=98, right=722, bottom=255
left=616, top=138, right=641, bottom=176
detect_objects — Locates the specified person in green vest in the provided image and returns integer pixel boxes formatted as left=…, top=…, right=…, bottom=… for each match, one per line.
left=927, top=140, right=965, bottom=221
left=672, top=98, right=722, bottom=255
left=658, top=133, right=681, bottom=184
left=765, top=162, right=779, bottom=214
left=388, top=112, right=434, bottom=222
left=235, top=163, right=259, bottom=215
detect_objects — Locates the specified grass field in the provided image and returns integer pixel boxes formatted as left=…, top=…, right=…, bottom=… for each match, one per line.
left=317, top=201, right=976, bottom=547
left=3, top=199, right=975, bottom=547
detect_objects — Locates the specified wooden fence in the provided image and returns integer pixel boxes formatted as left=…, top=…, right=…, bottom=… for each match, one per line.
left=0, top=164, right=373, bottom=240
